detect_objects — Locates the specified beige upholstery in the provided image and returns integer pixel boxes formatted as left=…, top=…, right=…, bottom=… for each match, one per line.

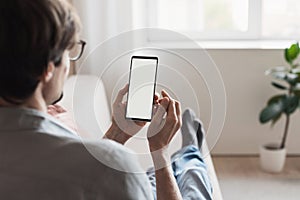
left=202, top=142, right=223, bottom=199
left=60, top=75, right=111, bottom=138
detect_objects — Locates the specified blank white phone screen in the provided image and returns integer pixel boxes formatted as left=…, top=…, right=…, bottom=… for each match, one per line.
left=126, top=57, right=158, bottom=120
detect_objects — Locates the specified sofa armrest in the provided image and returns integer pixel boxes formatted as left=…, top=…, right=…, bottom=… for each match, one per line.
left=59, top=75, right=112, bottom=138
left=202, top=141, right=223, bottom=200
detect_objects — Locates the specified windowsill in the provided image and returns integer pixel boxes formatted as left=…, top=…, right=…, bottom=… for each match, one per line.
left=148, top=40, right=297, bottom=50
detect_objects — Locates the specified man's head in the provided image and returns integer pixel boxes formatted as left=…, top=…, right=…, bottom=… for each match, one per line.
left=0, top=0, right=80, bottom=106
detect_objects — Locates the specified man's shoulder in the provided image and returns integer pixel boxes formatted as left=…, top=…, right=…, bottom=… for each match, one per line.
left=55, top=137, right=142, bottom=173
left=56, top=138, right=153, bottom=199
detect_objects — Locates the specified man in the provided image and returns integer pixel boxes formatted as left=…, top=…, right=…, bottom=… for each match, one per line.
left=0, top=0, right=212, bottom=199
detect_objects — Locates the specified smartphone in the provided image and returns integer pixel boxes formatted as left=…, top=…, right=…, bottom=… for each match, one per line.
left=125, top=56, right=159, bottom=121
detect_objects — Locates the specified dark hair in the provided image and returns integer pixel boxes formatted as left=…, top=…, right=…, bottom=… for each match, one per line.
left=0, top=0, right=80, bottom=104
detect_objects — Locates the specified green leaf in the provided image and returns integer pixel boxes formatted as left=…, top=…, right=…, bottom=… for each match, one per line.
left=271, top=112, right=282, bottom=127
left=259, top=101, right=284, bottom=123
left=294, top=89, right=300, bottom=97
left=267, top=95, right=285, bottom=126
left=291, top=68, right=300, bottom=74
left=265, top=67, right=288, bottom=81
left=271, top=71, right=287, bottom=80
left=267, top=95, right=286, bottom=105
left=295, top=72, right=300, bottom=83
left=271, top=82, right=287, bottom=90
left=261, top=95, right=299, bottom=124
left=283, top=95, right=299, bottom=114
left=285, top=48, right=291, bottom=63
left=284, top=73, right=299, bottom=85
left=285, top=43, right=300, bottom=63
left=292, top=83, right=300, bottom=92
left=265, top=66, right=288, bottom=75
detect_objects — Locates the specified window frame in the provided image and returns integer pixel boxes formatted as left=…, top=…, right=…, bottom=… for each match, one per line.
left=145, top=0, right=299, bottom=42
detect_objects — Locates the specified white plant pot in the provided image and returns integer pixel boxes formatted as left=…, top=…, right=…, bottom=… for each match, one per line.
left=259, top=143, right=286, bottom=173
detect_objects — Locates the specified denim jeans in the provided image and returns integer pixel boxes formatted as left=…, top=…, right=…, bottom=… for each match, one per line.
left=147, top=145, right=213, bottom=200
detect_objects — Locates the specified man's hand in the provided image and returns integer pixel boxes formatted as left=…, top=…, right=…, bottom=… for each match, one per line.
left=47, top=104, right=78, bottom=133
left=47, top=104, right=67, bottom=116
left=112, top=84, right=147, bottom=135
left=104, top=84, right=158, bottom=144
left=147, top=90, right=183, bottom=200
left=147, top=90, right=182, bottom=152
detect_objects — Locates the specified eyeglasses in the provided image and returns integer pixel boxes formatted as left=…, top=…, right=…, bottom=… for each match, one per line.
left=69, top=40, right=86, bottom=61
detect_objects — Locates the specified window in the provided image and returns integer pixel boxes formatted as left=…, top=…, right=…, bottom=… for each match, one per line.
left=147, top=0, right=300, bottom=41
left=262, top=0, right=300, bottom=39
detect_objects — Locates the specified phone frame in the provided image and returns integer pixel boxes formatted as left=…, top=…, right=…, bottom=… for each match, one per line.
left=125, top=56, right=159, bottom=122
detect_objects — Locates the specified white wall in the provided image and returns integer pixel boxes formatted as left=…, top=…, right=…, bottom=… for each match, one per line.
left=206, top=49, right=300, bottom=155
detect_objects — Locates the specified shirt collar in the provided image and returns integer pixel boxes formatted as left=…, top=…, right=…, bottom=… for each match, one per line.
left=0, top=107, right=78, bottom=138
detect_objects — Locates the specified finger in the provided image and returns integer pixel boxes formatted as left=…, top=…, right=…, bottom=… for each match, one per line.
left=154, top=93, right=160, bottom=104
left=153, top=97, right=169, bottom=121
left=47, top=106, right=57, bottom=116
left=54, top=104, right=67, bottom=113
left=175, top=100, right=181, bottom=117
left=166, top=98, right=177, bottom=123
left=48, top=105, right=65, bottom=114
left=161, top=90, right=173, bottom=101
left=114, top=84, right=129, bottom=104
left=134, top=121, right=147, bottom=127
left=167, top=100, right=180, bottom=141
left=175, top=100, right=182, bottom=126
left=154, top=92, right=160, bottom=100
left=47, top=105, right=55, bottom=110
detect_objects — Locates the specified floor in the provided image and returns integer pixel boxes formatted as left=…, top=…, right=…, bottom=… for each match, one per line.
left=212, top=156, right=300, bottom=200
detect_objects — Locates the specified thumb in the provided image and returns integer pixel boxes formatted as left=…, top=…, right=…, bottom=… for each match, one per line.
left=114, top=84, right=129, bottom=104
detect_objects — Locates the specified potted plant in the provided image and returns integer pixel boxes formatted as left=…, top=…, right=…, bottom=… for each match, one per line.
left=259, top=42, right=300, bottom=173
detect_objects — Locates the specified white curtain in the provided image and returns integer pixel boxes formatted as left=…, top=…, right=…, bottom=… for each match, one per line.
left=71, top=0, right=151, bottom=102
left=73, top=0, right=142, bottom=72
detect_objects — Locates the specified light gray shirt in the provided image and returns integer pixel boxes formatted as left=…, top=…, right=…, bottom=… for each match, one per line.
left=0, top=107, right=153, bottom=200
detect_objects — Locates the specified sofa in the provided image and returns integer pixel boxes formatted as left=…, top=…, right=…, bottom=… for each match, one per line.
left=60, top=75, right=223, bottom=199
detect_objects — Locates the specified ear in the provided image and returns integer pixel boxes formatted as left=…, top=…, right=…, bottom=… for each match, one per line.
left=43, top=62, right=56, bottom=83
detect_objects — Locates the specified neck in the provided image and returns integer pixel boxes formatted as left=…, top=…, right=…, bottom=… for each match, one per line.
left=0, top=84, right=47, bottom=113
